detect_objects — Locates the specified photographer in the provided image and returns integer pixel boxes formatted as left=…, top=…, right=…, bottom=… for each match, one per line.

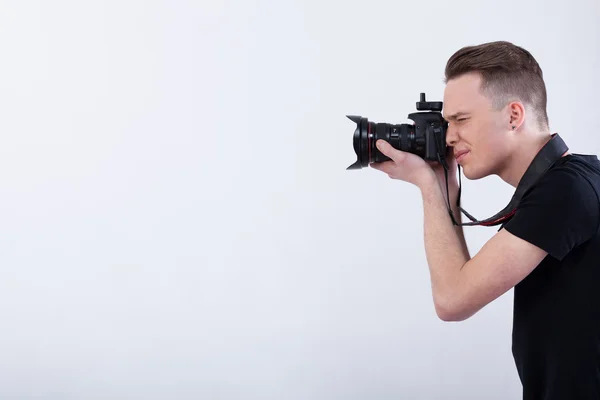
left=370, top=41, right=600, bottom=399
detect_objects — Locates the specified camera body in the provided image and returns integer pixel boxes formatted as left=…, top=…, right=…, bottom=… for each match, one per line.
left=346, top=93, right=449, bottom=170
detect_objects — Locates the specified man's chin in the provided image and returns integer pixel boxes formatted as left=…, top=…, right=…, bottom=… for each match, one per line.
left=461, top=165, right=487, bottom=180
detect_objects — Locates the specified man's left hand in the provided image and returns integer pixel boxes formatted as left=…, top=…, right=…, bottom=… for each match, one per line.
left=370, top=139, right=436, bottom=188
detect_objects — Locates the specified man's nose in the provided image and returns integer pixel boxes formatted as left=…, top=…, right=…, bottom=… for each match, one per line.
left=446, top=124, right=458, bottom=146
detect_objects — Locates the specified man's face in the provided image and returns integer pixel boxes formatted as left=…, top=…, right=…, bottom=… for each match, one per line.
left=442, top=71, right=511, bottom=180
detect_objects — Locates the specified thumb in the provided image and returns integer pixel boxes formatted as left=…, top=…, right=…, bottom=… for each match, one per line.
left=376, top=140, right=405, bottom=162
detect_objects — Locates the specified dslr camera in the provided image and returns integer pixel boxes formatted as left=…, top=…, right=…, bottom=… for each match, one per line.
left=347, top=93, right=449, bottom=170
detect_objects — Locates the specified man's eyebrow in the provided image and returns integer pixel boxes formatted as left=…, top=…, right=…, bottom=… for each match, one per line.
left=443, top=111, right=469, bottom=120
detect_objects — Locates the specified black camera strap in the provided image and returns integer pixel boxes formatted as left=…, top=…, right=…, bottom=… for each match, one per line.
left=439, top=133, right=568, bottom=227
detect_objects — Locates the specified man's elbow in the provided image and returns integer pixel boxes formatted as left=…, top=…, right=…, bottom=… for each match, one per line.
left=434, top=296, right=471, bottom=322
left=435, top=303, right=462, bottom=322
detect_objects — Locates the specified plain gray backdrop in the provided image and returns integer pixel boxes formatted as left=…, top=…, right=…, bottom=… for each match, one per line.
left=0, top=0, right=599, bottom=399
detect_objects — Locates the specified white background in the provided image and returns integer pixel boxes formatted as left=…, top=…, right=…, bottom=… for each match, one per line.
left=0, top=0, right=599, bottom=399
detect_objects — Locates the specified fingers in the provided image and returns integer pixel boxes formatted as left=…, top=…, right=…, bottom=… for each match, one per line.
left=370, top=160, right=394, bottom=175
left=371, top=140, right=405, bottom=176
left=376, top=140, right=405, bottom=163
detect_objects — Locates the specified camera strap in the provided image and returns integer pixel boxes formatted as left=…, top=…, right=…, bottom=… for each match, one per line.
left=440, top=133, right=568, bottom=227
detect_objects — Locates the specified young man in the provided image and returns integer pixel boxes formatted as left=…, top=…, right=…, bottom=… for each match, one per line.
left=371, top=41, right=600, bottom=399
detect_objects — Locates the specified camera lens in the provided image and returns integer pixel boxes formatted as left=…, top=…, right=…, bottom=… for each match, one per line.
left=346, top=115, right=423, bottom=170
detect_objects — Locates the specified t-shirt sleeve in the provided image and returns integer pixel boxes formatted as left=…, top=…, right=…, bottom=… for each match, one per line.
left=501, top=167, right=600, bottom=261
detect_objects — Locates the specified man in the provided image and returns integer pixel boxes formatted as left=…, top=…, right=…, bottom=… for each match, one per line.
left=370, top=41, right=600, bottom=399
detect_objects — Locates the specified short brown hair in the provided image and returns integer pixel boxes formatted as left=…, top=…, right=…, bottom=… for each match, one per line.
left=444, top=41, right=549, bottom=130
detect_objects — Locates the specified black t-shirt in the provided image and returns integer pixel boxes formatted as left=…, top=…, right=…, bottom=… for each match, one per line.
left=501, top=153, right=600, bottom=399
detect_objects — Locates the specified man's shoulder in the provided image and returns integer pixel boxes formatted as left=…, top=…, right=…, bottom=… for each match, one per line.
left=556, top=153, right=600, bottom=172
left=502, top=153, right=600, bottom=260
left=529, top=153, right=600, bottom=198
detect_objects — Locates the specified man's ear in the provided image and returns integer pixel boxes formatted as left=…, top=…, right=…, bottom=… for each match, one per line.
left=508, top=101, right=526, bottom=130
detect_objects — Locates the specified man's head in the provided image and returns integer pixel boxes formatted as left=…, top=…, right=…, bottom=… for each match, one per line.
left=442, top=41, right=549, bottom=180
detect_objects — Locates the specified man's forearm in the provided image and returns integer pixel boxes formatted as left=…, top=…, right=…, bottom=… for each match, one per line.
left=433, top=178, right=470, bottom=260
left=418, top=172, right=471, bottom=316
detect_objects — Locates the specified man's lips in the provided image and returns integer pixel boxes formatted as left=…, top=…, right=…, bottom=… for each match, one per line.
left=455, top=150, right=470, bottom=162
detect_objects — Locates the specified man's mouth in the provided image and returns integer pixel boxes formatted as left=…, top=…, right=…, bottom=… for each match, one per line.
left=455, top=150, right=470, bottom=163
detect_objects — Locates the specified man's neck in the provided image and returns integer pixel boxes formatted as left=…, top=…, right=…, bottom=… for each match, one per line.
left=498, top=133, right=557, bottom=188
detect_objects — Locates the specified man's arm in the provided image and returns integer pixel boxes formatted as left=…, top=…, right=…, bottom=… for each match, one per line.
left=446, top=184, right=471, bottom=262
left=419, top=172, right=547, bottom=321
left=371, top=140, right=549, bottom=321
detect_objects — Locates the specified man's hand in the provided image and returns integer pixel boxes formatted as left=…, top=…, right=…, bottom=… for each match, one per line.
left=369, top=139, right=436, bottom=188
left=370, top=140, right=460, bottom=202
